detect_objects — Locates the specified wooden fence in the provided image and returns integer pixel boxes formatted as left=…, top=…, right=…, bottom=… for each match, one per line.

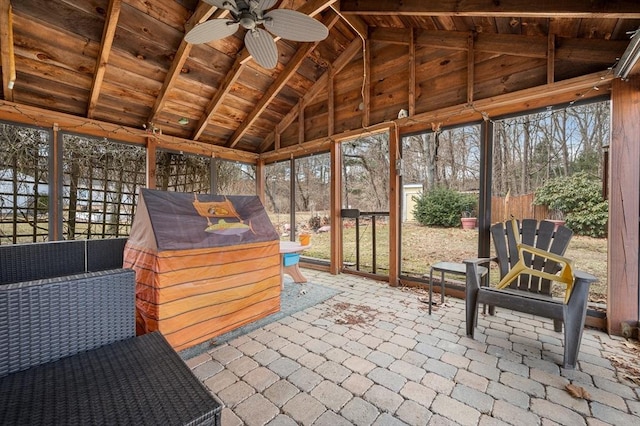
left=491, top=193, right=549, bottom=222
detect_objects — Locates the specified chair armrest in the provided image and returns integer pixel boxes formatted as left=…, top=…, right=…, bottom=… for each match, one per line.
left=463, top=258, right=495, bottom=291
left=463, top=257, right=497, bottom=266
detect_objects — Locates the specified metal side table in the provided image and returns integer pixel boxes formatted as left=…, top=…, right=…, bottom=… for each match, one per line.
left=426, top=261, right=488, bottom=315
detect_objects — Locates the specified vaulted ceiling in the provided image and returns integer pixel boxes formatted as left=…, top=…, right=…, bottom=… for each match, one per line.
left=1, top=0, right=640, bottom=156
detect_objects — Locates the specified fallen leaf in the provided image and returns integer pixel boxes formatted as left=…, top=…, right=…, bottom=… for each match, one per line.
left=565, top=383, right=591, bottom=400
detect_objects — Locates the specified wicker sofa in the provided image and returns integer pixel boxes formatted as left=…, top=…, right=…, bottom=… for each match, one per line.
left=0, top=239, right=222, bottom=425
left=0, top=237, right=129, bottom=284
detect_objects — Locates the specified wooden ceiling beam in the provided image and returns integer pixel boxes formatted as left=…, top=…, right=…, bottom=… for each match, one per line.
left=0, top=99, right=257, bottom=163
left=556, top=38, right=629, bottom=62
left=416, top=29, right=468, bottom=50
left=400, top=70, right=616, bottom=135
left=370, top=28, right=411, bottom=45
left=227, top=12, right=340, bottom=148
left=192, top=0, right=336, bottom=141
left=0, top=0, right=15, bottom=102
left=339, top=0, right=640, bottom=18
left=260, top=122, right=393, bottom=163
left=87, top=0, right=122, bottom=118
left=258, top=37, right=362, bottom=152
left=147, top=3, right=221, bottom=124
left=266, top=71, right=614, bottom=161
left=373, top=28, right=627, bottom=61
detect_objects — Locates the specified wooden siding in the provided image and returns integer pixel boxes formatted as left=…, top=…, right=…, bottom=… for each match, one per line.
left=125, top=241, right=281, bottom=351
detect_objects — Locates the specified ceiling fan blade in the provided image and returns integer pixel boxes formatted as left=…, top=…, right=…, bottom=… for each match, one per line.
left=203, top=0, right=238, bottom=12
left=264, top=9, right=329, bottom=42
left=185, top=19, right=239, bottom=44
left=245, top=28, right=278, bottom=69
left=250, top=0, right=277, bottom=12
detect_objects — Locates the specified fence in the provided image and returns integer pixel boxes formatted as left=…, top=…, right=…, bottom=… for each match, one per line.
left=491, top=193, right=549, bottom=222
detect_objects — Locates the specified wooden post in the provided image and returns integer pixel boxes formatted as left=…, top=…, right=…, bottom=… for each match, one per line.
left=478, top=120, right=493, bottom=258
left=49, top=123, right=62, bottom=240
left=608, top=76, right=640, bottom=335
left=146, top=136, right=157, bottom=189
left=210, top=156, right=218, bottom=194
left=256, top=158, right=266, bottom=204
left=389, top=125, right=400, bottom=286
left=289, top=156, right=296, bottom=242
left=330, top=140, right=342, bottom=275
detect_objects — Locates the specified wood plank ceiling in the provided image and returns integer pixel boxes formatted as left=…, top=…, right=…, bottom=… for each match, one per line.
left=1, top=0, right=640, bottom=155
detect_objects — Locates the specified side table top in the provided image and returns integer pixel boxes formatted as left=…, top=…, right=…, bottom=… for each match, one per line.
left=429, top=261, right=488, bottom=276
left=280, top=241, right=312, bottom=254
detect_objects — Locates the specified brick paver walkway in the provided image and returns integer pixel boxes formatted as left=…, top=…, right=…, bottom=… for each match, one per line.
left=187, top=270, right=640, bottom=425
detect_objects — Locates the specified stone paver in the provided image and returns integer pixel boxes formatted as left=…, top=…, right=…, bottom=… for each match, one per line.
left=234, top=394, right=279, bottom=426
left=263, top=379, right=299, bottom=407
left=282, top=393, right=326, bottom=425
left=187, top=270, right=640, bottom=426
left=364, top=383, right=404, bottom=413
left=310, top=380, right=353, bottom=411
left=340, top=397, right=380, bottom=426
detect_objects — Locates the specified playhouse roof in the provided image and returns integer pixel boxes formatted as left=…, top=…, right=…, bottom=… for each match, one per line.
left=128, top=189, right=278, bottom=251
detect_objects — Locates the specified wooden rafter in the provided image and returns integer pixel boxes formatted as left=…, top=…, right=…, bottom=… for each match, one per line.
left=87, top=0, right=122, bottom=118
left=192, top=0, right=337, bottom=141
left=331, top=3, right=367, bottom=40
left=147, top=3, right=222, bottom=124
left=0, top=0, right=15, bottom=102
left=226, top=12, right=340, bottom=148
left=192, top=56, right=245, bottom=141
left=258, top=37, right=362, bottom=152
left=339, top=0, right=640, bottom=18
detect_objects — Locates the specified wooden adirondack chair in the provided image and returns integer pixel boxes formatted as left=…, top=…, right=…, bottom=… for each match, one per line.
left=464, top=219, right=597, bottom=369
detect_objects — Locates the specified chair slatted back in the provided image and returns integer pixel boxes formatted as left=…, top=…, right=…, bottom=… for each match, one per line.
left=491, top=219, right=573, bottom=295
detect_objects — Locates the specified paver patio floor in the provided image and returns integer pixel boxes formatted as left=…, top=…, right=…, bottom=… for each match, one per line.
left=187, top=270, right=640, bottom=426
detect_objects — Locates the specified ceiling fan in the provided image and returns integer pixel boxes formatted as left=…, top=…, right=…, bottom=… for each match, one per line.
left=185, top=0, right=329, bottom=69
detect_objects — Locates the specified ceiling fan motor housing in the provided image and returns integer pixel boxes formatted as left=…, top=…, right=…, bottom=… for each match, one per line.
left=239, top=11, right=257, bottom=30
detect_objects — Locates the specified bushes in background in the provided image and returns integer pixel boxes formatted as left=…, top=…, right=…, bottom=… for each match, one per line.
left=534, top=172, right=608, bottom=238
left=413, top=187, right=477, bottom=227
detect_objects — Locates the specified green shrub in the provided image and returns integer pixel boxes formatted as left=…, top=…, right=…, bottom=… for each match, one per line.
left=413, top=187, right=477, bottom=227
left=534, top=172, right=608, bottom=238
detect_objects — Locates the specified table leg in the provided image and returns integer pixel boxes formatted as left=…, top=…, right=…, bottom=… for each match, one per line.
left=429, top=268, right=434, bottom=315
left=283, top=263, right=308, bottom=283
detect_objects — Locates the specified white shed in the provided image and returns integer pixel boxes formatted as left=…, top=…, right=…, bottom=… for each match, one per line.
left=402, top=184, right=423, bottom=222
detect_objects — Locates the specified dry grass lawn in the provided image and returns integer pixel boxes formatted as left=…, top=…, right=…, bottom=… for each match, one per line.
left=296, top=221, right=608, bottom=303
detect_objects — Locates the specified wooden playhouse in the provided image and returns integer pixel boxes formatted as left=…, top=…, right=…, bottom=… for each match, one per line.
left=124, top=189, right=281, bottom=351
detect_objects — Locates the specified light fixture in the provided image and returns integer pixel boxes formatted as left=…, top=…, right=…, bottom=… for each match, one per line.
left=614, top=26, right=640, bottom=80
left=177, top=117, right=189, bottom=125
